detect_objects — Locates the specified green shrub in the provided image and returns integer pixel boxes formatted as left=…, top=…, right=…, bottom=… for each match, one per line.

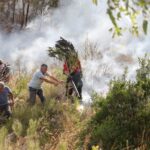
left=82, top=55, right=150, bottom=149
left=12, top=119, right=23, bottom=137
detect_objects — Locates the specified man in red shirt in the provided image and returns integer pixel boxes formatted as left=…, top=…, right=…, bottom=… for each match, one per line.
left=63, top=59, right=83, bottom=100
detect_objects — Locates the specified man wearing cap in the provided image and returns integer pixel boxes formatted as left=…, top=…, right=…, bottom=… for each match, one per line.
left=0, top=82, right=14, bottom=118
left=28, top=64, right=62, bottom=105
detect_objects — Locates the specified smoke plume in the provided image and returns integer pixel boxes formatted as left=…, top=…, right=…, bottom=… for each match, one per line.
left=0, top=0, right=149, bottom=102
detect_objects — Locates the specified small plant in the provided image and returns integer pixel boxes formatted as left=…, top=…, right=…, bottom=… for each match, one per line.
left=58, top=141, right=68, bottom=150
left=26, top=138, right=40, bottom=150
left=12, top=119, right=23, bottom=137
left=92, top=145, right=100, bottom=150
left=27, top=119, right=38, bottom=137
left=0, top=127, right=8, bottom=149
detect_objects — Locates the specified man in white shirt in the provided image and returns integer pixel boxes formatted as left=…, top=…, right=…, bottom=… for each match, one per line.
left=28, top=64, right=62, bottom=105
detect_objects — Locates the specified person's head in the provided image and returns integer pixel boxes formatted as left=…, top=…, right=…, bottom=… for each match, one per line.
left=0, top=60, right=3, bottom=65
left=0, top=82, right=5, bottom=92
left=40, top=64, right=48, bottom=74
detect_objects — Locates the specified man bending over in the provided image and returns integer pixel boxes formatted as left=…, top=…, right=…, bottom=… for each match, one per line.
left=28, top=64, right=62, bottom=105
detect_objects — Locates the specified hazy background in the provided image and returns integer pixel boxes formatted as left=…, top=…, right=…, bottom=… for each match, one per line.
left=0, top=0, right=149, bottom=102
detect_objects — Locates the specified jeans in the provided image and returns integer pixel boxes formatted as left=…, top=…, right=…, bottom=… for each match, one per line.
left=0, top=104, right=11, bottom=118
left=29, top=87, right=46, bottom=105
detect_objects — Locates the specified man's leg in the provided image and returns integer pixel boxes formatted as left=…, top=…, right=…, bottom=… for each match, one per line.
left=29, top=87, right=37, bottom=105
left=66, top=82, right=69, bottom=97
left=4, top=105, right=11, bottom=118
left=66, top=77, right=71, bottom=97
left=77, top=86, right=82, bottom=100
left=37, top=89, right=46, bottom=104
left=0, top=105, right=11, bottom=118
left=68, top=88, right=73, bottom=96
left=76, top=80, right=83, bottom=102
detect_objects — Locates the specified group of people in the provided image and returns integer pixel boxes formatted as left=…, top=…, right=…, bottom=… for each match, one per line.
left=0, top=59, right=83, bottom=119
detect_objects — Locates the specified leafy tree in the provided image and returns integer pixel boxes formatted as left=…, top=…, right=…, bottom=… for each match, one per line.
left=48, top=37, right=79, bottom=73
left=92, top=0, right=150, bottom=36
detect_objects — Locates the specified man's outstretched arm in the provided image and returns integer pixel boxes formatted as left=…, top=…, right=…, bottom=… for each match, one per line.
left=40, top=77, right=58, bottom=86
left=46, top=72, right=63, bottom=83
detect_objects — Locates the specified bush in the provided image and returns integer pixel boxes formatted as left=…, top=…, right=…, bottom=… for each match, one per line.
left=82, top=55, right=150, bottom=149
left=0, top=99, right=67, bottom=149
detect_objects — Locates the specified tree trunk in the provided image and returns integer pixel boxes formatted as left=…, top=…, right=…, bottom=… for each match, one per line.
left=20, top=0, right=25, bottom=29
left=25, top=0, right=30, bottom=26
left=41, top=0, right=45, bottom=15
left=12, top=0, right=16, bottom=23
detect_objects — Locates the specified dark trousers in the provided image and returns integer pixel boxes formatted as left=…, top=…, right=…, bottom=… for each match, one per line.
left=29, top=87, right=46, bottom=105
left=0, top=104, right=11, bottom=118
left=66, top=78, right=83, bottom=100
left=68, top=85, right=82, bottom=99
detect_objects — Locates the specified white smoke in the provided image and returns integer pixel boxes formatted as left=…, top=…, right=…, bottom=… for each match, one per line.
left=0, top=0, right=149, bottom=102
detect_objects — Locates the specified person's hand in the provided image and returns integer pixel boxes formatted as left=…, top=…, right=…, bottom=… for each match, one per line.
left=59, top=80, right=65, bottom=84
left=9, top=101, right=14, bottom=106
left=54, top=82, right=59, bottom=86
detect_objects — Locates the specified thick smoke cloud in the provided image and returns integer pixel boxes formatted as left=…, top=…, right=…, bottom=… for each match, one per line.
left=0, top=0, right=149, bottom=102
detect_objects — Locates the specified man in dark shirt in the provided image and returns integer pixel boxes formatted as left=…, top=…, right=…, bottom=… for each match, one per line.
left=0, top=82, right=14, bottom=118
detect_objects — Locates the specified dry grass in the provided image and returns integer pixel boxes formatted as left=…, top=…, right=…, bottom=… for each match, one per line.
left=0, top=68, right=93, bottom=150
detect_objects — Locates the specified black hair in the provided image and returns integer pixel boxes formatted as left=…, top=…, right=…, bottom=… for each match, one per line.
left=41, top=64, right=48, bottom=68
